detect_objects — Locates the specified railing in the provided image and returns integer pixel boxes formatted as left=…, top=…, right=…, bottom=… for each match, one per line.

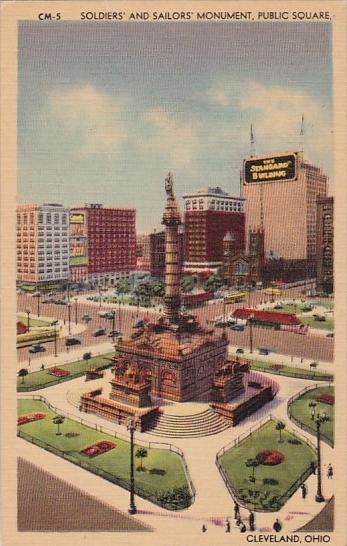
left=215, top=416, right=317, bottom=512
left=17, top=394, right=195, bottom=510
left=249, top=362, right=333, bottom=383
left=287, top=383, right=334, bottom=448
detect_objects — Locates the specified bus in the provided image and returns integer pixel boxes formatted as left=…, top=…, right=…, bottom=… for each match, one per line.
left=263, top=287, right=282, bottom=297
left=224, top=292, right=247, bottom=304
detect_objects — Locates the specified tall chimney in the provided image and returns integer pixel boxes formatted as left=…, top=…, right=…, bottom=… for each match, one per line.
left=162, top=173, right=182, bottom=324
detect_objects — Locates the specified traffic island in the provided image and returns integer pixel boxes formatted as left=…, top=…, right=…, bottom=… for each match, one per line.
left=17, top=398, right=194, bottom=511
left=288, top=385, right=334, bottom=447
left=216, top=418, right=317, bottom=511
left=17, top=352, right=115, bottom=391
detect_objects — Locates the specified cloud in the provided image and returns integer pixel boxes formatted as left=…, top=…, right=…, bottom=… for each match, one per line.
left=140, top=107, right=199, bottom=167
left=206, top=85, right=230, bottom=107
left=47, top=85, right=127, bottom=155
left=239, top=81, right=332, bottom=167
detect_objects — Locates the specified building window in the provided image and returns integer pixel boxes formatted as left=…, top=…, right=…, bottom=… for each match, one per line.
left=46, top=213, right=51, bottom=224
left=54, top=213, right=59, bottom=224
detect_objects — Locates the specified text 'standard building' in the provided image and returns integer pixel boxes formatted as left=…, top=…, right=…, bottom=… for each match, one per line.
left=243, top=152, right=328, bottom=260
left=183, top=187, right=245, bottom=272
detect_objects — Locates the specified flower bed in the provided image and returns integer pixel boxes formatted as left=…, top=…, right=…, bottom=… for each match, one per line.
left=18, top=412, right=46, bottom=426
left=316, top=393, right=334, bottom=405
left=256, top=450, right=284, bottom=466
left=271, top=364, right=284, bottom=371
left=48, top=367, right=71, bottom=378
left=80, top=440, right=116, bottom=458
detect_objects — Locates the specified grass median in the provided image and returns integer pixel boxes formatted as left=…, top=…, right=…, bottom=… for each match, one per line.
left=248, top=360, right=333, bottom=382
left=17, top=352, right=115, bottom=391
left=219, top=419, right=316, bottom=512
left=17, top=399, right=193, bottom=510
left=288, top=386, right=334, bottom=446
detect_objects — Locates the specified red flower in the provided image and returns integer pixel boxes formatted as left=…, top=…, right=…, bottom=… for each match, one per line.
left=81, top=440, right=116, bottom=457
left=316, top=393, right=334, bottom=405
left=256, top=450, right=284, bottom=465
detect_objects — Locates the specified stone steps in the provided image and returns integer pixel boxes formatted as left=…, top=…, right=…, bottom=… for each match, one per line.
left=147, top=408, right=231, bottom=438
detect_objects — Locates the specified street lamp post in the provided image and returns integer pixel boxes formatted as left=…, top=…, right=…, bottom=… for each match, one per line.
left=67, top=303, right=71, bottom=335
left=51, top=320, right=58, bottom=357
left=315, top=414, right=325, bottom=503
left=99, top=288, right=102, bottom=309
left=127, top=418, right=137, bottom=514
left=26, top=309, right=31, bottom=333
left=33, top=292, right=41, bottom=317
left=118, top=300, right=122, bottom=333
left=112, top=310, right=116, bottom=343
left=74, top=297, right=78, bottom=325
left=249, top=313, right=254, bottom=354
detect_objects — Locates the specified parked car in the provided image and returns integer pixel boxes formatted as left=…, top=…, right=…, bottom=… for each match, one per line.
left=82, top=313, right=92, bottom=322
left=230, top=324, right=245, bottom=331
left=65, top=337, right=81, bottom=346
left=92, top=328, right=106, bottom=337
left=108, top=330, right=122, bottom=338
left=326, top=332, right=334, bottom=338
left=29, top=344, right=46, bottom=353
left=274, top=304, right=283, bottom=310
left=258, top=347, right=270, bottom=355
left=236, top=348, right=244, bottom=354
left=103, top=312, right=115, bottom=320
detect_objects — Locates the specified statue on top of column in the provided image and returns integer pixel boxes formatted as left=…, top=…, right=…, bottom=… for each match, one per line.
left=165, top=172, right=174, bottom=198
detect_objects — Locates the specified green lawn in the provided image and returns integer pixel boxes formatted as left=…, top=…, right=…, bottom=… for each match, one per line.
left=17, top=353, right=115, bottom=391
left=264, top=305, right=334, bottom=331
left=70, top=256, right=88, bottom=266
left=17, top=399, right=192, bottom=508
left=17, top=315, right=51, bottom=328
left=219, top=419, right=316, bottom=512
left=248, top=360, right=333, bottom=382
left=288, top=386, right=334, bottom=446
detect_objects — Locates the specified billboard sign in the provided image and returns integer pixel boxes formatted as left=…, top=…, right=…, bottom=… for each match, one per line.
left=70, top=213, right=85, bottom=224
left=244, top=154, right=297, bottom=183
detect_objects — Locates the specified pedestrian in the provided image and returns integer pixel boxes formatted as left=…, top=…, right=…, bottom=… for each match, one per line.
left=225, top=520, right=230, bottom=533
left=236, top=514, right=242, bottom=526
left=311, top=409, right=315, bottom=421
left=202, top=524, right=207, bottom=533
left=310, top=461, right=317, bottom=475
left=234, top=501, right=240, bottom=520
left=327, top=464, right=333, bottom=479
left=240, top=523, right=246, bottom=533
left=249, top=511, right=255, bottom=531
left=273, top=518, right=282, bottom=533
left=41, top=363, right=45, bottom=370
left=301, top=483, right=307, bottom=499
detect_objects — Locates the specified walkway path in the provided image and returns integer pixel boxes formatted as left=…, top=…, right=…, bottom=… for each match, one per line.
left=17, top=372, right=335, bottom=538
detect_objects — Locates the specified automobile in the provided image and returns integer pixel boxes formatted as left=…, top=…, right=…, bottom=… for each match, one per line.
left=214, top=320, right=228, bottom=328
left=55, top=299, right=67, bottom=305
left=65, top=337, right=81, bottom=346
left=314, top=315, right=326, bottom=322
left=258, top=347, right=270, bottom=355
left=230, top=324, right=245, bottom=331
left=236, top=348, right=244, bottom=354
left=274, top=304, right=283, bottom=310
left=82, top=313, right=92, bottom=322
left=92, top=328, right=106, bottom=337
left=302, top=305, right=314, bottom=312
left=98, top=311, right=112, bottom=318
left=29, top=343, right=46, bottom=353
left=41, top=299, right=51, bottom=304
left=133, top=320, right=145, bottom=329
left=326, top=332, right=334, bottom=338
left=103, top=312, right=115, bottom=320
left=108, top=330, right=122, bottom=338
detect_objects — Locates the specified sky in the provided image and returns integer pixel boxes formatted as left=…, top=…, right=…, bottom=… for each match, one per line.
left=18, top=21, right=333, bottom=232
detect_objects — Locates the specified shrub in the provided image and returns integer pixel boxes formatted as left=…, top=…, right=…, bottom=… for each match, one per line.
left=263, top=478, right=279, bottom=486
left=149, top=468, right=166, bottom=476
left=256, top=450, right=284, bottom=466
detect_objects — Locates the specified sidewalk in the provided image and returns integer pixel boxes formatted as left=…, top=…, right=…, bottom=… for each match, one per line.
left=17, top=373, right=335, bottom=537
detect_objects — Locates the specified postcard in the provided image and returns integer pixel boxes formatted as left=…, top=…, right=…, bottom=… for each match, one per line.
left=1, top=1, right=346, bottom=545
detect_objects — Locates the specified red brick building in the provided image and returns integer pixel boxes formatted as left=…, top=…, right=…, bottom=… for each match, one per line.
left=150, top=228, right=184, bottom=278
left=70, top=204, right=136, bottom=286
left=182, top=187, right=245, bottom=272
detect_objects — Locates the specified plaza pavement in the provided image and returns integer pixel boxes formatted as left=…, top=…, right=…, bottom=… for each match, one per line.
left=17, top=371, right=335, bottom=539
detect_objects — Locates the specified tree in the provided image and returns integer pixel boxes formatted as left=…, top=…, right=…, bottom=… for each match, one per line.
left=276, top=421, right=286, bottom=443
left=18, top=368, right=29, bottom=384
left=53, top=415, right=65, bottom=435
left=83, top=352, right=92, bottom=370
left=135, top=447, right=148, bottom=471
left=204, top=273, right=223, bottom=293
left=245, top=458, right=259, bottom=482
left=117, top=279, right=131, bottom=294
left=181, top=275, right=198, bottom=293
